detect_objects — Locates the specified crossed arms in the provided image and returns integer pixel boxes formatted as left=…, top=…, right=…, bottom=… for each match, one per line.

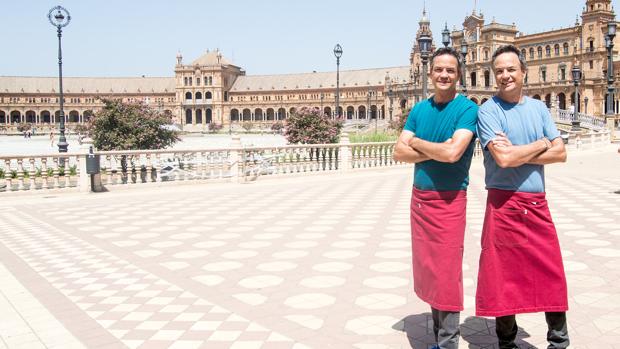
left=393, top=129, right=475, bottom=164
left=487, top=132, right=567, bottom=168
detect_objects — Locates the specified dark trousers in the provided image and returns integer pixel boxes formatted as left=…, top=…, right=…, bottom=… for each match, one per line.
left=431, top=307, right=460, bottom=349
left=495, top=312, right=569, bottom=349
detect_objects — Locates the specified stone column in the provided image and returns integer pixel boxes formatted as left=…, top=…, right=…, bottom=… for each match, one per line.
left=607, top=117, right=616, bottom=142
left=229, top=134, right=242, bottom=183
left=339, top=132, right=351, bottom=172
left=78, top=137, right=103, bottom=192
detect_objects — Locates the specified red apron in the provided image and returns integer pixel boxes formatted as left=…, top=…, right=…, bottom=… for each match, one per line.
left=410, top=188, right=467, bottom=312
left=476, top=189, right=568, bottom=317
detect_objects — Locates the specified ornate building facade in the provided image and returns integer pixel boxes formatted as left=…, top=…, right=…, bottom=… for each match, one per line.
left=0, top=0, right=617, bottom=131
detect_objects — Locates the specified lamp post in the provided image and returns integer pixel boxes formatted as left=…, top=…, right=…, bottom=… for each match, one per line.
left=320, top=92, right=324, bottom=115
left=334, top=44, right=343, bottom=119
left=460, top=38, right=468, bottom=95
left=418, top=33, right=432, bottom=99
left=48, top=6, right=71, bottom=154
left=606, top=21, right=617, bottom=117
left=571, top=64, right=582, bottom=131
left=442, top=23, right=451, bottom=47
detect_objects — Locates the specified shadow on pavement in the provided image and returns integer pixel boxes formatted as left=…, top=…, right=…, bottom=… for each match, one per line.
left=461, top=316, right=537, bottom=349
left=393, top=314, right=538, bottom=348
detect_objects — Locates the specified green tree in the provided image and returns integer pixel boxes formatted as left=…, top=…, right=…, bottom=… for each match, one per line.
left=284, top=107, right=342, bottom=144
left=90, top=99, right=180, bottom=151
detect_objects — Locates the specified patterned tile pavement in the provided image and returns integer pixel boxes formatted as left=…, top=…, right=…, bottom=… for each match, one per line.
left=1, top=144, right=619, bottom=348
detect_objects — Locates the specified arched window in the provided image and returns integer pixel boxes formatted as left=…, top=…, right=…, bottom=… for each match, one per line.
left=195, top=109, right=202, bottom=124
left=521, top=49, right=527, bottom=60
left=185, top=109, right=192, bottom=124
left=195, top=92, right=202, bottom=100
left=545, top=45, right=551, bottom=57
left=537, top=46, right=543, bottom=58
left=230, top=109, right=239, bottom=121
left=589, top=39, right=595, bottom=52
left=554, top=44, right=560, bottom=56
left=185, top=92, right=192, bottom=100
left=242, top=108, right=251, bottom=121
left=206, top=91, right=213, bottom=99
left=563, top=42, right=569, bottom=55
left=484, top=50, right=489, bottom=61
left=484, top=70, right=490, bottom=87
left=529, top=48, right=535, bottom=59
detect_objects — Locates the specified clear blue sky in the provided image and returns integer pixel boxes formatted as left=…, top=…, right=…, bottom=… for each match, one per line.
left=3, top=0, right=616, bottom=77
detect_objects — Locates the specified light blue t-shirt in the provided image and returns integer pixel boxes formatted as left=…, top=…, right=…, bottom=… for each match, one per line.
left=404, top=94, right=478, bottom=191
left=477, top=96, right=561, bottom=193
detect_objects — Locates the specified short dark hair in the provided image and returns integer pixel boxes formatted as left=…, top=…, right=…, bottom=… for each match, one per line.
left=430, top=47, right=461, bottom=74
left=492, top=45, right=527, bottom=71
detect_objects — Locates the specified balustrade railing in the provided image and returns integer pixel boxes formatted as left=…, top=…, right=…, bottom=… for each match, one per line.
left=0, top=128, right=605, bottom=194
left=0, top=153, right=81, bottom=192
left=555, top=109, right=606, bottom=131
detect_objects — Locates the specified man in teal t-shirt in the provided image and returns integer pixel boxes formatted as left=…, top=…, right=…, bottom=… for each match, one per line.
left=393, top=47, right=478, bottom=349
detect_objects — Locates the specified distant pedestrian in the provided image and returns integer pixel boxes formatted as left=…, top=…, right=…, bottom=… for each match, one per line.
left=50, top=131, right=55, bottom=147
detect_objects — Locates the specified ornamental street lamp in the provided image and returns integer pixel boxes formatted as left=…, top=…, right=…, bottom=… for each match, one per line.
left=418, top=33, right=432, bottom=99
left=442, top=23, right=451, bottom=47
left=48, top=5, right=71, bottom=154
left=606, top=21, right=617, bottom=117
left=571, top=64, right=582, bottom=131
left=334, top=44, right=343, bottom=119
left=460, top=38, right=468, bottom=95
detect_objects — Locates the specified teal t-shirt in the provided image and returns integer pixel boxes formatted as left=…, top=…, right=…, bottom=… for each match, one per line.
left=404, top=94, right=478, bottom=191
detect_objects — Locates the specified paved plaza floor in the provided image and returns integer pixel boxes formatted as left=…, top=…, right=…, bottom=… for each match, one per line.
left=1, top=144, right=620, bottom=349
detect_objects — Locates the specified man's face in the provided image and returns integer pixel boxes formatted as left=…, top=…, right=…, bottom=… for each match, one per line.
left=494, top=52, right=525, bottom=96
left=429, top=54, right=459, bottom=93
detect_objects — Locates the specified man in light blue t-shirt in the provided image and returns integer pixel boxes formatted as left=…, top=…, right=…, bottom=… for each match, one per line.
left=476, top=45, right=569, bottom=349
left=393, top=47, right=478, bottom=349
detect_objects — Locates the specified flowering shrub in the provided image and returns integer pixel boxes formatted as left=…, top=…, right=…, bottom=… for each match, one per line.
left=389, top=107, right=411, bottom=131
left=90, top=99, right=180, bottom=151
left=208, top=123, right=223, bottom=133
left=271, top=121, right=284, bottom=133
left=284, top=107, right=342, bottom=144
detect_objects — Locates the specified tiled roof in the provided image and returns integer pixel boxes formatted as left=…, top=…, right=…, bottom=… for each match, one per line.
left=230, top=66, right=411, bottom=92
left=190, top=50, right=233, bottom=66
left=0, top=76, right=175, bottom=94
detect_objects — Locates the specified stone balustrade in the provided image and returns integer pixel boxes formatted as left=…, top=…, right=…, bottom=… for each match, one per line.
left=0, top=153, right=81, bottom=192
left=0, top=130, right=609, bottom=194
left=554, top=108, right=607, bottom=131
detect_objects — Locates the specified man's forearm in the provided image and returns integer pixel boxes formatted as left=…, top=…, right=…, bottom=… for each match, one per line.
left=528, top=139, right=566, bottom=165
left=491, top=139, right=548, bottom=168
left=393, top=141, right=431, bottom=163
left=409, top=137, right=460, bottom=163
